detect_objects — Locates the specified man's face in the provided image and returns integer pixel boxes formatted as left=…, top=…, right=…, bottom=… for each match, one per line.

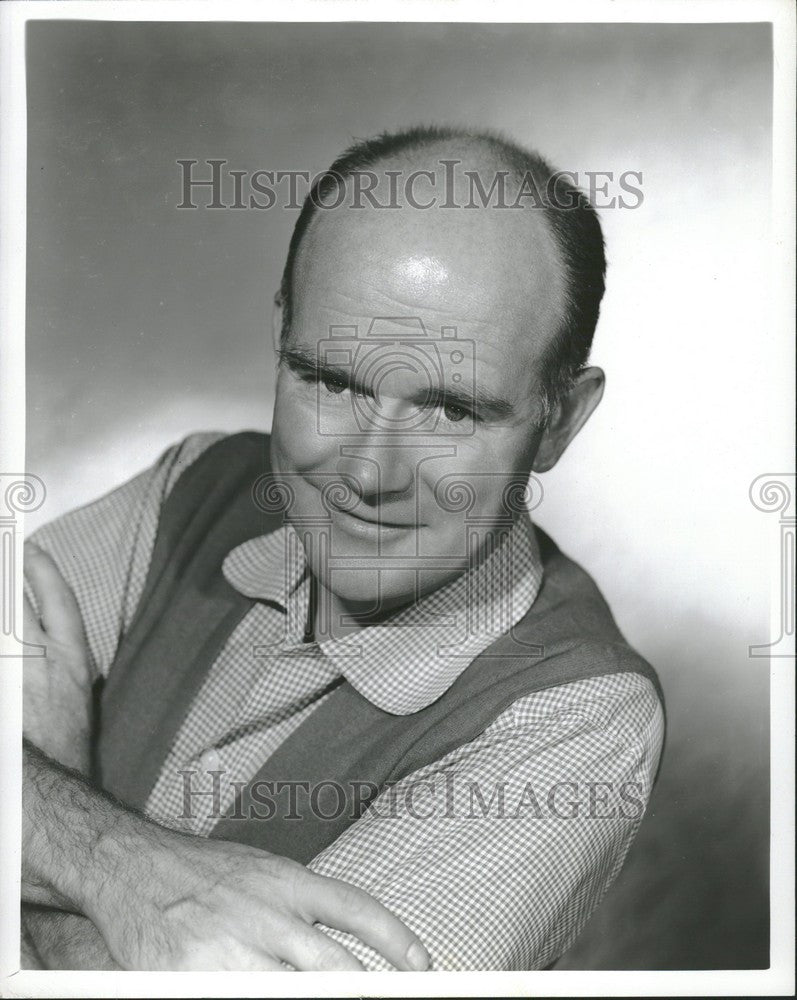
left=270, top=187, right=567, bottom=621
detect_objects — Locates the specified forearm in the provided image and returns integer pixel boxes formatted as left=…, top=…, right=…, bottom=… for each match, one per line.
left=311, top=678, right=663, bottom=970
left=22, top=739, right=145, bottom=913
left=22, top=906, right=119, bottom=971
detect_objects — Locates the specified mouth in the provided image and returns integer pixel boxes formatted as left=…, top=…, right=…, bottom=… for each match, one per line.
left=329, top=503, right=421, bottom=539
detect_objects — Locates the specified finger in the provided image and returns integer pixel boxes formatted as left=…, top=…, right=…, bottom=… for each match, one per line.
left=178, top=943, right=286, bottom=972
left=305, top=877, right=430, bottom=971
left=237, top=954, right=287, bottom=972
left=213, top=937, right=288, bottom=972
left=275, top=918, right=363, bottom=972
left=24, top=544, right=84, bottom=643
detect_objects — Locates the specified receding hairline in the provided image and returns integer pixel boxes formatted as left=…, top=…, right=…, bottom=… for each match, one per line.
left=279, top=125, right=606, bottom=418
left=291, top=132, right=571, bottom=316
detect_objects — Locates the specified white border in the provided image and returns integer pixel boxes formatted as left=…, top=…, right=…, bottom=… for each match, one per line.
left=1, top=1, right=794, bottom=997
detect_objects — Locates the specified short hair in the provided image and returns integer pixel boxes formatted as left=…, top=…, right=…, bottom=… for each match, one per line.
left=278, top=125, right=606, bottom=422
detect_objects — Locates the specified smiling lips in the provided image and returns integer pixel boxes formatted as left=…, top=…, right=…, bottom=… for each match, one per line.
left=327, top=500, right=420, bottom=534
left=309, top=479, right=424, bottom=535
left=346, top=509, right=416, bottom=528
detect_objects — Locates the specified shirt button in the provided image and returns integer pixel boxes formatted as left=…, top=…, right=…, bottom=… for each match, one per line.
left=198, top=747, right=221, bottom=771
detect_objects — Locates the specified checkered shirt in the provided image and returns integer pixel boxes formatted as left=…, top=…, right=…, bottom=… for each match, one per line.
left=29, top=432, right=664, bottom=970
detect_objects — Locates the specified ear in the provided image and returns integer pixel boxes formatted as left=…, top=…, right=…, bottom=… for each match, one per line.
left=532, top=366, right=605, bottom=473
left=272, top=291, right=284, bottom=353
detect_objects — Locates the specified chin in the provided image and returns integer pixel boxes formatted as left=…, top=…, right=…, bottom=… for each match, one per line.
left=318, top=566, right=431, bottom=617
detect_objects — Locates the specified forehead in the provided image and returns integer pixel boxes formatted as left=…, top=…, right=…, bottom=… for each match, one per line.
left=291, top=195, right=569, bottom=384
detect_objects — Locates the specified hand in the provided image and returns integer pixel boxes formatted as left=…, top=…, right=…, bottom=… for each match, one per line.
left=90, top=822, right=430, bottom=971
left=23, top=543, right=94, bottom=773
left=23, top=905, right=121, bottom=971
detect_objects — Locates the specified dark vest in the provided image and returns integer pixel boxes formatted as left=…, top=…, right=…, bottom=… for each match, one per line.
left=94, top=432, right=664, bottom=864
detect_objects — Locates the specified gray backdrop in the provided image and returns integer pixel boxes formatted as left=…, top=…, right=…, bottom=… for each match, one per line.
left=26, top=20, right=773, bottom=969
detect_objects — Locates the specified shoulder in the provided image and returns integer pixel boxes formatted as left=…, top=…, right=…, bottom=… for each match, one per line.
left=157, top=430, right=270, bottom=501
left=498, top=671, right=662, bottom=747
left=533, top=526, right=621, bottom=628
left=510, top=526, right=665, bottom=708
left=489, top=670, right=664, bottom=788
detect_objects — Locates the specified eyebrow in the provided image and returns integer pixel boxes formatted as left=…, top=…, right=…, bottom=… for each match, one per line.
left=278, top=345, right=516, bottom=420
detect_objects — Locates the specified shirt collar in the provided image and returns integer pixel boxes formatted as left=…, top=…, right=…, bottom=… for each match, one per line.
left=223, top=515, right=543, bottom=716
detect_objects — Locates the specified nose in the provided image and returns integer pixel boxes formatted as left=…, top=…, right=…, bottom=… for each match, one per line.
left=336, top=443, right=414, bottom=502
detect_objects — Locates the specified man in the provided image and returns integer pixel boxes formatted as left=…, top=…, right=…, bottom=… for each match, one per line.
left=21, top=126, right=664, bottom=971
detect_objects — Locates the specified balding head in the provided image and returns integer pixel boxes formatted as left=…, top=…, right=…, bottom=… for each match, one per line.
left=280, top=126, right=606, bottom=419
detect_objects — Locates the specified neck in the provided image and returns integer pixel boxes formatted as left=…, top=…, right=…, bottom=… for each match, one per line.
left=309, top=578, right=416, bottom=642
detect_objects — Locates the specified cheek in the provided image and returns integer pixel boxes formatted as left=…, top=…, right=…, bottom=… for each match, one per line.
left=421, top=432, right=537, bottom=523
left=271, top=376, right=330, bottom=472
left=425, top=431, right=535, bottom=482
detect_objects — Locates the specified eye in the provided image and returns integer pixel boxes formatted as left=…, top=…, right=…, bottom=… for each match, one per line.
left=442, top=401, right=469, bottom=423
left=322, top=373, right=349, bottom=395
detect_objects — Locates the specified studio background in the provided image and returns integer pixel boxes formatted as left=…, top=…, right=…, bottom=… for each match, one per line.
left=25, top=20, right=777, bottom=969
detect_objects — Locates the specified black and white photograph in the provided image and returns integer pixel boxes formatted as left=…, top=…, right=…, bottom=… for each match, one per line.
left=0, top=1, right=793, bottom=995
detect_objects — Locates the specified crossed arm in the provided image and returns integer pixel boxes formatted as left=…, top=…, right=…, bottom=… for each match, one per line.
left=21, top=546, right=430, bottom=972
left=22, top=543, right=662, bottom=971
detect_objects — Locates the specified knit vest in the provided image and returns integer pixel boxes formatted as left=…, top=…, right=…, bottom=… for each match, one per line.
left=94, top=432, right=664, bottom=864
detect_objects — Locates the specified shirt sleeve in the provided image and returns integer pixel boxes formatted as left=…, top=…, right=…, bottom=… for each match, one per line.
left=25, top=432, right=225, bottom=678
left=308, top=670, right=664, bottom=971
